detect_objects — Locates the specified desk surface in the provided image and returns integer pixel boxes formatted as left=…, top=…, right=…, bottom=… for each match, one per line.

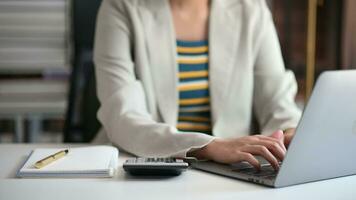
left=0, top=144, right=355, bottom=200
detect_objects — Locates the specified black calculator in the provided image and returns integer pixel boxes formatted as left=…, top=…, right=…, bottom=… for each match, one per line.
left=123, top=158, right=189, bottom=176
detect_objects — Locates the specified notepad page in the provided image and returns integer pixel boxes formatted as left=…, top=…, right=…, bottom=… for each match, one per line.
left=20, top=146, right=119, bottom=173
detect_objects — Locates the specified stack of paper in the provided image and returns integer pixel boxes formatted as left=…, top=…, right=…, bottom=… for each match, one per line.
left=17, top=146, right=119, bottom=178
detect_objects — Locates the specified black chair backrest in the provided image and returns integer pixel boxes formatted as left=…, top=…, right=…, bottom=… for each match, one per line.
left=73, top=0, right=102, bottom=50
left=64, top=0, right=102, bottom=142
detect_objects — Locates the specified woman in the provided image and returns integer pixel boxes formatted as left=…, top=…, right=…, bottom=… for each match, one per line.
left=94, top=0, right=301, bottom=170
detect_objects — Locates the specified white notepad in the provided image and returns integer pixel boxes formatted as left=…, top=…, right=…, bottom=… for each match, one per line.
left=17, top=146, right=119, bottom=178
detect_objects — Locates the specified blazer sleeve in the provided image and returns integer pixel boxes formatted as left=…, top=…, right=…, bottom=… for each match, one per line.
left=252, top=1, right=302, bottom=134
left=93, top=0, right=214, bottom=157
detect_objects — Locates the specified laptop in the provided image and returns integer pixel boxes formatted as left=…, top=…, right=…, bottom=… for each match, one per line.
left=191, top=70, right=356, bottom=187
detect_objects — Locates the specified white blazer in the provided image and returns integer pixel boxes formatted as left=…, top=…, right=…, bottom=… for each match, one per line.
left=93, top=0, right=302, bottom=157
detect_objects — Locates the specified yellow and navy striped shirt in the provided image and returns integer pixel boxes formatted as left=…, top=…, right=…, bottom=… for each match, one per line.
left=176, top=40, right=212, bottom=135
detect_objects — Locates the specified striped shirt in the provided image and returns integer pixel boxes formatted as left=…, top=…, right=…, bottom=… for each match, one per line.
left=176, top=40, right=212, bottom=135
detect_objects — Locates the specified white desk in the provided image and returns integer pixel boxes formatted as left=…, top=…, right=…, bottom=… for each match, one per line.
left=0, top=144, right=355, bottom=200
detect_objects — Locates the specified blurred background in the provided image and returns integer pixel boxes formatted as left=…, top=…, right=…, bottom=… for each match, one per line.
left=0, top=0, right=355, bottom=144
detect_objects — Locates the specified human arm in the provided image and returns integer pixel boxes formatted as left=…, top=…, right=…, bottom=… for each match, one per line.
left=94, top=0, right=214, bottom=157
left=252, top=1, right=301, bottom=135
left=189, top=1, right=301, bottom=168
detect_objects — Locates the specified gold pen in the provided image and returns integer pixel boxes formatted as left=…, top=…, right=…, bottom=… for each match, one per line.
left=34, top=149, right=69, bottom=169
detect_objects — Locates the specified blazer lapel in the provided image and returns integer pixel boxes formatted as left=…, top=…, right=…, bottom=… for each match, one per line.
left=209, top=0, right=242, bottom=128
left=138, top=1, right=178, bottom=126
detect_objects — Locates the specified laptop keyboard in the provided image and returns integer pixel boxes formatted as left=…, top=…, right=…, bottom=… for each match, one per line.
left=232, top=164, right=278, bottom=180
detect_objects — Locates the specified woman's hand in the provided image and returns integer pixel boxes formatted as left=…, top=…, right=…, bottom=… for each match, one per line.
left=283, top=128, right=296, bottom=148
left=189, top=130, right=286, bottom=170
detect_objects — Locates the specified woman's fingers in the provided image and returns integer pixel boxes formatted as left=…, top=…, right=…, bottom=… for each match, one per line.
left=236, top=152, right=261, bottom=170
left=255, top=135, right=287, bottom=152
left=251, top=140, right=286, bottom=161
left=240, top=145, right=280, bottom=170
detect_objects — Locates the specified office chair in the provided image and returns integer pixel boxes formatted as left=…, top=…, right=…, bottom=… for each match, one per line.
left=64, top=0, right=102, bottom=142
